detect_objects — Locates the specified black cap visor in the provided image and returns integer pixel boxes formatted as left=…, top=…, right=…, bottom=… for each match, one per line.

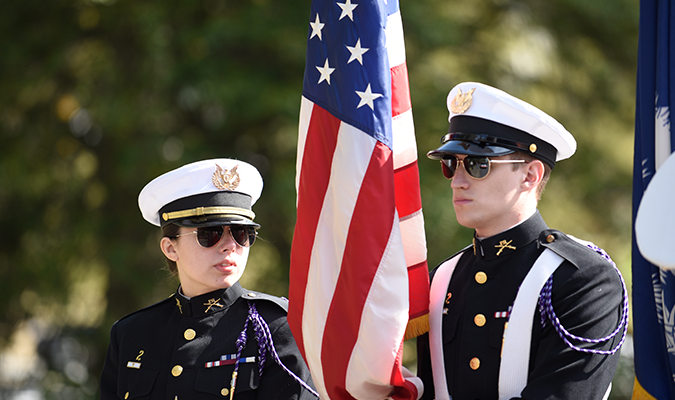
left=427, top=140, right=514, bottom=160
left=172, top=215, right=260, bottom=229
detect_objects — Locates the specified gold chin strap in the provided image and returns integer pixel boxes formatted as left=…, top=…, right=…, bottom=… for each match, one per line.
left=162, top=206, right=255, bottom=222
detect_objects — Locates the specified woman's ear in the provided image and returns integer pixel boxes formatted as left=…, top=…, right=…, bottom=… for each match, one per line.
left=160, top=237, right=179, bottom=262
left=522, top=159, right=545, bottom=191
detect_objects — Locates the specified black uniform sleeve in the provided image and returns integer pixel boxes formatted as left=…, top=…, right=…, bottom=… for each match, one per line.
left=255, top=301, right=317, bottom=400
left=517, top=256, right=624, bottom=400
left=415, top=332, right=435, bottom=400
left=100, top=322, right=120, bottom=400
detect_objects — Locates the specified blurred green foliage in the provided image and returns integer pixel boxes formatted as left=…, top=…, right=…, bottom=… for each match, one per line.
left=0, top=0, right=638, bottom=398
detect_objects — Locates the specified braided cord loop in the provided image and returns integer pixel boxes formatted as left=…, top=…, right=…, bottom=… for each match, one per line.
left=537, top=244, right=629, bottom=355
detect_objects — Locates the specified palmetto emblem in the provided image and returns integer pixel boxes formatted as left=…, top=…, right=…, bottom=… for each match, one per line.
left=450, top=87, right=476, bottom=114
left=212, top=164, right=241, bottom=190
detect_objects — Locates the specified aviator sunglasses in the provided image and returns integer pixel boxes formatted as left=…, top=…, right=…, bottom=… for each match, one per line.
left=441, top=155, right=528, bottom=180
left=175, top=225, right=257, bottom=248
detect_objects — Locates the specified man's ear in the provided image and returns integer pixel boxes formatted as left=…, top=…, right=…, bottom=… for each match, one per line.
left=160, top=237, right=179, bottom=262
left=522, top=159, right=545, bottom=191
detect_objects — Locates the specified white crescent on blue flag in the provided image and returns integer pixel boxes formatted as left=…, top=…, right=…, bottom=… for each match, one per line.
left=632, top=0, right=675, bottom=398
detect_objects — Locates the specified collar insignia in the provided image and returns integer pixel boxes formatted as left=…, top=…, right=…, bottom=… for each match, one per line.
left=212, top=164, right=241, bottom=190
left=495, top=239, right=516, bottom=256
left=175, top=297, right=183, bottom=314
left=203, top=298, right=224, bottom=313
left=450, top=87, right=476, bottom=114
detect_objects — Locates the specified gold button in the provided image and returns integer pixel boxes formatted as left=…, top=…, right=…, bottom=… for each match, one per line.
left=546, top=234, right=555, bottom=243
left=475, top=271, right=487, bottom=284
left=171, top=365, right=183, bottom=377
left=125, top=393, right=129, bottom=400
left=469, top=357, right=480, bottom=370
left=529, top=143, right=537, bottom=153
left=221, top=388, right=230, bottom=396
left=184, top=329, right=196, bottom=341
left=474, top=314, right=486, bottom=327
left=247, top=292, right=257, bottom=297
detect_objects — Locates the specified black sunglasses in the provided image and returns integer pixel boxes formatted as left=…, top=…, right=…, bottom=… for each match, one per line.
left=175, top=225, right=257, bottom=248
left=441, top=155, right=528, bottom=180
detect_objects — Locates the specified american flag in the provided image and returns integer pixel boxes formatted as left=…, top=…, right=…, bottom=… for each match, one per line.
left=288, top=0, right=429, bottom=399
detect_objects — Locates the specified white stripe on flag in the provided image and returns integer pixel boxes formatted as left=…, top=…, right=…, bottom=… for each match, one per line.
left=346, top=213, right=409, bottom=399
left=392, top=108, right=417, bottom=169
left=386, top=11, right=406, bottom=67
left=400, top=211, right=428, bottom=266
left=302, top=119, right=377, bottom=399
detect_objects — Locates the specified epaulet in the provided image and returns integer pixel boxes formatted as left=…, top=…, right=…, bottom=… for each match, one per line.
left=116, top=294, right=176, bottom=322
left=538, top=229, right=610, bottom=270
left=239, top=290, right=289, bottom=312
left=430, top=244, right=472, bottom=281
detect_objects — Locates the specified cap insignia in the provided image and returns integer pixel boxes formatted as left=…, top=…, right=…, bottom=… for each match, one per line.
left=212, top=164, right=241, bottom=191
left=529, top=143, right=537, bottom=153
left=450, top=87, right=476, bottom=114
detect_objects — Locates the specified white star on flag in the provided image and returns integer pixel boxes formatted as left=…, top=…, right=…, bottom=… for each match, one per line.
left=337, top=0, right=358, bottom=21
left=356, top=83, right=382, bottom=110
left=309, top=14, right=324, bottom=40
left=346, top=38, right=369, bottom=65
left=316, top=59, right=335, bottom=85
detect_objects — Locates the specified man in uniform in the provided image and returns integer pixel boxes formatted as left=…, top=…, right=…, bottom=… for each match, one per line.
left=416, top=82, right=628, bottom=400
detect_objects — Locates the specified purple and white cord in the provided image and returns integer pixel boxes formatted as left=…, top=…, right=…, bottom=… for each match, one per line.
left=537, top=244, right=629, bottom=355
left=233, top=302, right=319, bottom=397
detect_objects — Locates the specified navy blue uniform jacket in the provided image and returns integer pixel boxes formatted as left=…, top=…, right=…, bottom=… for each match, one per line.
left=416, top=212, right=624, bottom=400
left=100, top=282, right=315, bottom=399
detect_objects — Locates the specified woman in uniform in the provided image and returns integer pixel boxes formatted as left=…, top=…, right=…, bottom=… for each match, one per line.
left=100, top=158, right=316, bottom=400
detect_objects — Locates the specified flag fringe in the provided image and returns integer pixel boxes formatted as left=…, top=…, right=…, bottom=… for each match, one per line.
left=404, top=313, right=429, bottom=341
left=632, top=377, right=657, bottom=400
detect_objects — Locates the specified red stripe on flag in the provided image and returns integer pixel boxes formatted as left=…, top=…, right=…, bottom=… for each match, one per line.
left=394, top=160, right=423, bottom=218
left=407, top=261, right=430, bottom=320
left=391, top=63, right=412, bottom=117
left=289, top=103, right=342, bottom=358
left=390, top=341, right=418, bottom=400
left=320, top=142, right=396, bottom=399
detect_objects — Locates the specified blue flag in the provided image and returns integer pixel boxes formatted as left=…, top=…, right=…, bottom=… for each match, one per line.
left=632, top=0, right=675, bottom=398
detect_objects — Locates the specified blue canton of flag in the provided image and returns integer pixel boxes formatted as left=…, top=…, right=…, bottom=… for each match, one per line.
left=632, top=0, right=675, bottom=398
left=302, top=0, right=396, bottom=148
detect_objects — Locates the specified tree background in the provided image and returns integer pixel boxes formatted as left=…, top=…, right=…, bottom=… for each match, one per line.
left=0, top=0, right=638, bottom=398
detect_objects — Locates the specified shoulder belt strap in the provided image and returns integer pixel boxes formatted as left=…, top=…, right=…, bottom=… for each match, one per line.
left=428, top=254, right=462, bottom=400
left=498, top=248, right=564, bottom=399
